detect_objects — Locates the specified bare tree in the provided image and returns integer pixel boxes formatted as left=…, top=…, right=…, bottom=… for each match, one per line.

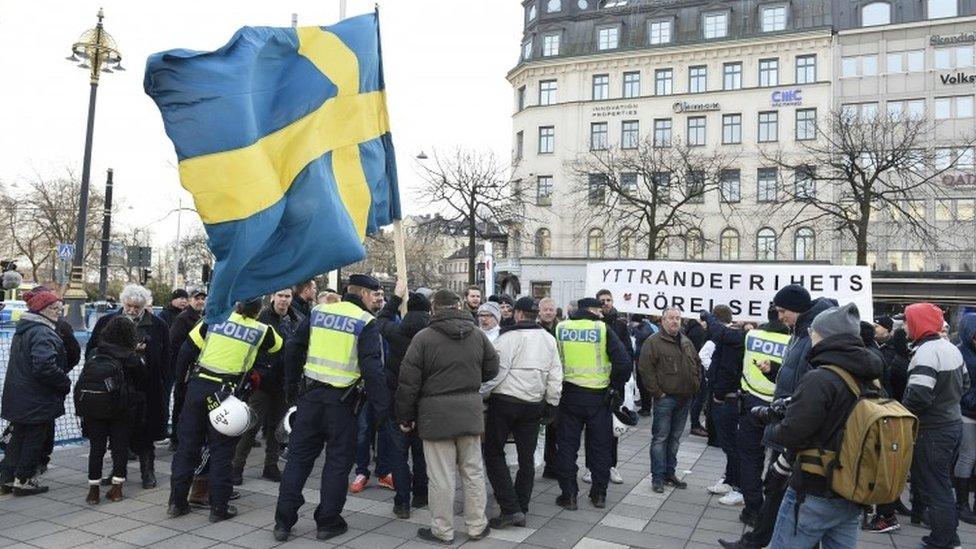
left=346, top=224, right=447, bottom=289
left=763, top=109, right=975, bottom=265
left=417, top=148, right=521, bottom=285
left=568, top=136, right=739, bottom=259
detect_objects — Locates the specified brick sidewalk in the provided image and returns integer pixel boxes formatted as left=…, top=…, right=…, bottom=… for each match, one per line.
left=0, top=419, right=972, bottom=548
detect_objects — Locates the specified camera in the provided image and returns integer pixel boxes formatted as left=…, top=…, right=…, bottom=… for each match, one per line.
left=750, top=397, right=791, bottom=425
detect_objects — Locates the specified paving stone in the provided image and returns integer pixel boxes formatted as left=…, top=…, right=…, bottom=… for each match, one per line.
left=28, top=528, right=101, bottom=549
left=193, top=517, right=258, bottom=541
left=111, top=524, right=182, bottom=545
left=572, top=538, right=630, bottom=549
left=344, top=532, right=408, bottom=549
left=150, top=533, right=222, bottom=549
left=78, top=516, right=145, bottom=536
left=2, top=520, right=66, bottom=542
left=599, top=513, right=648, bottom=531
left=520, top=518, right=592, bottom=549
left=585, top=525, right=686, bottom=549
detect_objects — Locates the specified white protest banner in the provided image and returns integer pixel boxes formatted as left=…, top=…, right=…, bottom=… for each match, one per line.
left=585, top=261, right=873, bottom=322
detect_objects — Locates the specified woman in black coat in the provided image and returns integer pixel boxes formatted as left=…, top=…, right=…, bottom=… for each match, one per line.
left=87, top=285, right=170, bottom=489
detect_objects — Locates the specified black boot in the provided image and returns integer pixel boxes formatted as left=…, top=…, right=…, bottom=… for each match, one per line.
left=139, top=449, right=157, bottom=489
left=955, top=477, right=976, bottom=525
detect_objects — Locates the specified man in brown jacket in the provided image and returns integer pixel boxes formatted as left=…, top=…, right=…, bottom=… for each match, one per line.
left=396, top=289, right=499, bottom=545
left=638, top=307, right=701, bottom=492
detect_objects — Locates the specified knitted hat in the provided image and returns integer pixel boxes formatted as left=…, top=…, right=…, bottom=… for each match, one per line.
left=811, top=303, right=861, bottom=340
left=27, top=291, right=62, bottom=314
left=514, top=296, right=539, bottom=313
left=170, top=289, right=189, bottom=300
left=478, top=302, right=501, bottom=323
left=874, top=316, right=894, bottom=332
left=407, top=292, right=431, bottom=313
left=773, top=284, right=812, bottom=313
left=578, top=297, right=602, bottom=310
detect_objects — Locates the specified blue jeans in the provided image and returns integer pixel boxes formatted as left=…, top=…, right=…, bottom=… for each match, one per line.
left=771, top=488, right=860, bottom=549
left=911, top=423, right=962, bottom=549
left=389, top=420, right=427, bottom=507
left=651, top=395, right=691, bottom=481
left=712, top=396, right=740, bottom=489
left=354, top=402, right=391, bottom=478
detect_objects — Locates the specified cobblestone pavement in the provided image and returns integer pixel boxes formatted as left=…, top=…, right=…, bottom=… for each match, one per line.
left=0, top=419, right=973, bottom=548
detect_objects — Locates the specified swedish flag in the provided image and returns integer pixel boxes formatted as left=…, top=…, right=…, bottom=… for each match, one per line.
left=144, top=12, right=399, bottom=323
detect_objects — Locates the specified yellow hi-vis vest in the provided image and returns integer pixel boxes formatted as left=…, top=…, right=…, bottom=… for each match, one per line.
left=740, top=329, right=791, bottom=402
left=556, top=319, right=611, bottom=390
left=192, top=312, right=272, bottom=378
left=304, top=301, right=374, bottom=388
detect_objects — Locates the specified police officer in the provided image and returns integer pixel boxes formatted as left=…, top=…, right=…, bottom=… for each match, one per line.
left=273, top=274, right=390, bottom=542
left=168, top=297, right=282, bottom=522
left=554, top=297, right=631, bottom=510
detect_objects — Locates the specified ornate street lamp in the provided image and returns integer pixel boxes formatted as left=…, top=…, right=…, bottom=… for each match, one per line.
left=63, top=7, right=123, bottom=329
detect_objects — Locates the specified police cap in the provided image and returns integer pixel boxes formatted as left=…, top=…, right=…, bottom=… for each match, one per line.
left=348, top=274, right=381, bottom=290
left=577, top=297, right=601, bottom=309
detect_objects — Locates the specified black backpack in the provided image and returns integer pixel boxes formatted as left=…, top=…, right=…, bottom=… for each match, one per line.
left=74, top=353, right=127, bottom=420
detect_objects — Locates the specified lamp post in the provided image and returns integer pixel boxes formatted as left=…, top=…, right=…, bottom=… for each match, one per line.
left=63, top=8, right=124, bottom=329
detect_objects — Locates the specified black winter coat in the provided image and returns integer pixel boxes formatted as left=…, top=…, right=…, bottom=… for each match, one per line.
left=255, top=306, right=302, bottom=391
left=703, top=314, right=747, bottom=398
left=169, top=306, right=202, bottom=381
left=603, top=310, right=634, bottom=360
left=1, top=313, right=71, bottom=424
left=87, top=310, right=171, bottom=442
left=80, top=342, right=146, bottom=433
left=54, top=318, right=81, bottom=372
left=375, top=295, right=430, bottom=394
left=768, top=333, right=884, bottom=497
left=159, top=305, right=183, bottom=328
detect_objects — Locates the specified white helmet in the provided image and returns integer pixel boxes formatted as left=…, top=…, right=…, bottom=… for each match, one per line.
left=612, top=413, right=629, bottom=438
left=611, top=406, right=639, bottom=438
left=208, top=395, right=256, bottom=436
left=276, top=406, right=298, bottom=444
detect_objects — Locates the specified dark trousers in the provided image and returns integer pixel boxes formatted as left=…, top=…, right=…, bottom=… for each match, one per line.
left=232, top=388, right=287, bottom=470
left=557, top=399, right=611, bottom=498
left=354, top=401, right=391, bottom=478
left=38, top=421, right=55, bottom=467
left=635, top=369, right=652, bottom=412
left=911, top=423, right=962, bottom=549
left=543, top=412, right=559, bottom=474
left=87, top=418, right=131, bottom=481
left=389, top=420, right=427, bottom=507
left=690, top=367, right=709, bottom=429
left=713, top=396, right=740, bottom=489
left=169, top=378, right=239, bottom=509
left=742, top=452, right=789, bottom=547
left=275, top=385, right=357, bottom=530
left=171, top=358, right=191, bottom=445
left=0, top=422, right=47, bottom=481
left=738, top=394, right=768, bottom=513
left=484, top=397, right=543, bottom=515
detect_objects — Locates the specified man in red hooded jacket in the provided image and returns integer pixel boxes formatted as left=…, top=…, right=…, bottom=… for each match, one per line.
left=903, top=303, right=969, bottom=549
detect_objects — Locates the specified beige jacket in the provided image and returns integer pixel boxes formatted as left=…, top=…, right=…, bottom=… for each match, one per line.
left=480, top=323, right=562, bottom=405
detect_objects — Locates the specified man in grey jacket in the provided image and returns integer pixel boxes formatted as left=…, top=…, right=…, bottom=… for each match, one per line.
left=481, top=297, right=562, bottom=528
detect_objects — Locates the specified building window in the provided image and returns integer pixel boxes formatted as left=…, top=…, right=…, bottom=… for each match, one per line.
left=686, top=171, right=705, bottom=203
left=516, top=86, right=526, bottom=112
left=522, top=40, right=532, bottom=61
left=796, top=108, right=817, bottom=140
left=759, top=58, right=779, bottom=87
left=887, top=50, right=925, bottom=73
left=934, top=46, right=974, bottom=70
left=796, top=55, right=816, bottom=84
left=538, top=126, right=555, bottom=154
left=761, top=5, right=787, bottom=32
left=794, top=228, right=815, bottom=261
left=652, top=171, right=671, bottom=202
left=935, top=96, right=975, bottom=120
left=937, top=199, right=976, bottom=222
left=588, top=174, right=607, bottom=205
left=527, top=3, right=537, bottom=21
left=756, top=227, right=777, bottom=260
left=590, top=122, right=609, bottom=150
left=935, top=147, right=975, bottom=170
left=620, top=172, right=638, bottom=194
left=685, top=229, right=704, bottom=260
left=535, top=228, right=551, bottom=257
left=842, top=102, right=879, bottom=119
left=841, top=55, right=879, bottom=77
left=542, top=33, right=560, bottom=57
left=862, top=2, right=891, bottom=26
left=795, top=167, right=816, bottom=200
left=592, top=74, right=610, bottom=100
left=618, top=229, right=636, bottom=258
left=653, top=118, right=672, bottom=147
left=688, top=65, right=707, bottom=93
left=621, top=120, right=640, bottom=149
left=536, top=176, right=553, bottom=206
left=531, top=281, right=552, bottom=299
left=720, top=228, right=740, bottom=261
left=623, top=71, right=641, bottom=98
left=757, top=168, right=778, bottom=202
left=703, top=12, right=728, bottom=39
left=597, top=26, right=619, bottom=50
left=928, top=0, right=958, bottom=19
left=539, top=79, right=557, bottom=105
left=648, top=20, right=672, bottom=45
left=587, top=228, right=605, bottom=258
left=723, top=62, right=742, bottom=90
left=655, top=68, right=673, bottom=95
left=887, top=98, right=925, bottom=119
left=547, top=0, right=562, bottom=13
left=758, top=111, right=778, bottom=142
left=515, top=131, right=524, bottom=161
left=721, top=170, right=741, bottom=203
left=687, top=116, right=706, bottom=146
left=722, top=114, right=742, bottom=145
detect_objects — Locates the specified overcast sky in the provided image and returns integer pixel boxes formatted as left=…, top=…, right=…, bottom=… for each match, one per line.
left=0, top=0, right=522, bottom=245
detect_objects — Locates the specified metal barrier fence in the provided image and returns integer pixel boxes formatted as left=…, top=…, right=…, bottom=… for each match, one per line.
left=0, top=330, right=89, bottom=446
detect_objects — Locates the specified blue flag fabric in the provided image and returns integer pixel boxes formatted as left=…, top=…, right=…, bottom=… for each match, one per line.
left=144, top=12, right=399, bottom=323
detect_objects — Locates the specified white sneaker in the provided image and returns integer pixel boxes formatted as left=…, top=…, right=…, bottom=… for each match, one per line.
left=719, top=490, right=745, bottom=506
left=707, top=480, right=732, bottom=495
left=609, top=467, right=623, bottom=484
left=582, top=470, right=592, bottom=483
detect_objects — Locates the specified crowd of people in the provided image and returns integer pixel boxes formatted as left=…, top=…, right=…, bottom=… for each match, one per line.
left=1, top=277, right=975, bottom=549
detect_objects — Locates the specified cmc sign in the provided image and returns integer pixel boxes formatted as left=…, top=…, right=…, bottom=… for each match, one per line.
left=771, top=89, right=803, bottom=106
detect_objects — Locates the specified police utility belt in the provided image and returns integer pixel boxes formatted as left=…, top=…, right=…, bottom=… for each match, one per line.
left=301, top=375, right=366, bottom=413
left=193, top=365, right=245, bottom=391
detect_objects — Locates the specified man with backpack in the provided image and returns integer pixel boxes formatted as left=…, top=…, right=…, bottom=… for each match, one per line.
left=766, top=303, right=909, bottom=548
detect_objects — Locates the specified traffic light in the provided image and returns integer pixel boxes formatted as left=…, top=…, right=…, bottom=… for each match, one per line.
left=141, top=268, right=152, bottom=285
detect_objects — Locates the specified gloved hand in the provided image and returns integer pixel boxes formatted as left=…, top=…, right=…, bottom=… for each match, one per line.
left=606, top=387, right=623, bottom=411
left=540, top=403, right=558, bottom=425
